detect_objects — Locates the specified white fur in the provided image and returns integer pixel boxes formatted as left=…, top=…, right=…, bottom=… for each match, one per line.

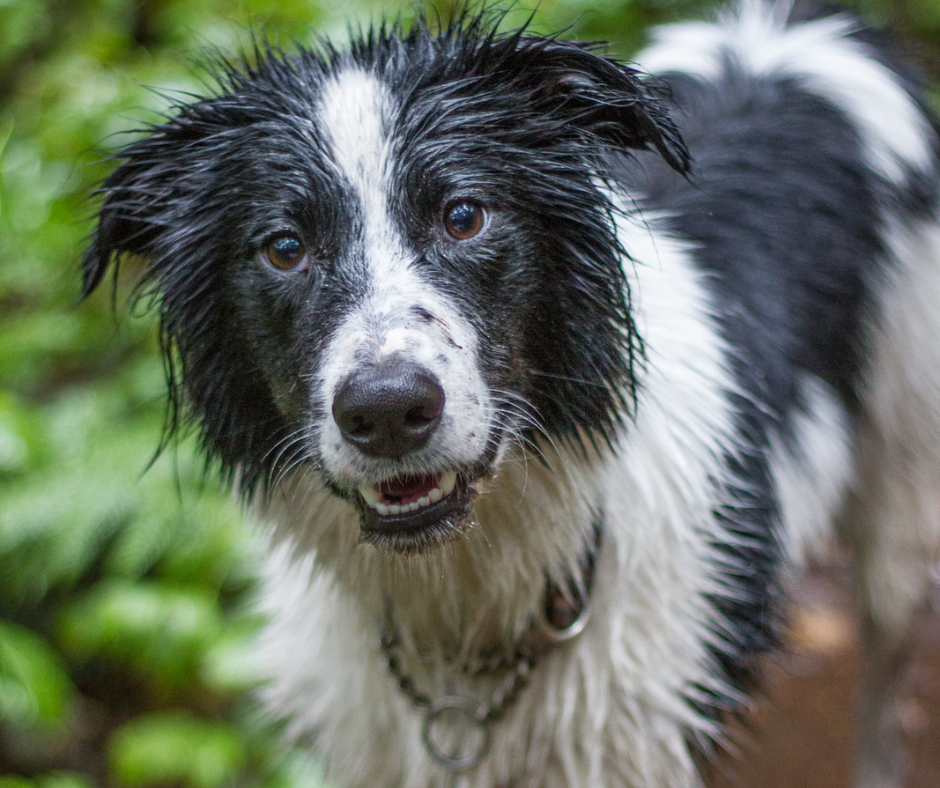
left=316, top=68, right=492, bottom=485
left=638, top=0, right=933, bottom=184
left=849, top=217, right=940, bottom=639
left=318, top=69, right=391, bottom=230
left=771, top=376, right=853, bottom=566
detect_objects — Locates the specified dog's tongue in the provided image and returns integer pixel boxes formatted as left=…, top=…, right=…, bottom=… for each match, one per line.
left=379, top=474, right=439, bottom=506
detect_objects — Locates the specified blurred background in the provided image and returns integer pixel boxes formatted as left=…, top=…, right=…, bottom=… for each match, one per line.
left=0, top=1, right=938, bottom=787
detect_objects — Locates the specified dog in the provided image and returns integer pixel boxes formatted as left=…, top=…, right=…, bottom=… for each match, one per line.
left=82, top=2, right=940, bottom=786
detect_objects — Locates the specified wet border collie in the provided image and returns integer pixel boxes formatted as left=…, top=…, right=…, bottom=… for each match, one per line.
left=83, top=2, right=940, bottom=786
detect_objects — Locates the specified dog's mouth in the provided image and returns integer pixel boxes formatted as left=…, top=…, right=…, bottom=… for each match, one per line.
left=356, top=470, right=475, bottom=552
left=358, top=471, right=458, bottom=516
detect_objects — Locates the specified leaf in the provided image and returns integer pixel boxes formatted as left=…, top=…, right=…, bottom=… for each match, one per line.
left=109, top=711, right=246, bottom=788
left=37, top=773, right=95, bottom=788
left=0, top=621, right=73, bottom=732
left=0, top=777, right=35, bottom=788
left=0, top=391, right=45, bottom=475
left=56, top=581, right=223, bottom=692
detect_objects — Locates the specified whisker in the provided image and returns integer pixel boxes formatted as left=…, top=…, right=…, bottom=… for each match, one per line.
left=527, top=369, right=610, bottom=389
left=490, top=388, right=561, bottom=463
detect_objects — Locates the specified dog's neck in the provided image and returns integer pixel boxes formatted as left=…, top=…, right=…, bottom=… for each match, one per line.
left=262, top=442, right=606, bottom=657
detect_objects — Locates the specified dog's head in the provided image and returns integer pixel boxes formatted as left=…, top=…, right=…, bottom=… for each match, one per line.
left=83, top=13, right=687, bottom=553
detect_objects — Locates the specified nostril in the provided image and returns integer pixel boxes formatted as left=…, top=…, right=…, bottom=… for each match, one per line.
left=404, top=380, right=444, bottom=425
left=405, top=404, right=438, bottom=429
left=347, top=414, right=376, bottom=438
left=332, top=362, right=445, bottom=458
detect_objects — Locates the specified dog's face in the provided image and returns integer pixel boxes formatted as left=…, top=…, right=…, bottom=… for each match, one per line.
left=83, top=17, right=686, bottom=552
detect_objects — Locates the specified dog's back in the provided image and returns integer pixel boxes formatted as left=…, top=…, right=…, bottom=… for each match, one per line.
left=634, top=5, right=940, bottom=784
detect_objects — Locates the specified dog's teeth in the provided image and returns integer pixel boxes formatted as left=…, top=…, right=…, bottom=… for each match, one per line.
left=367, top=473, right=458, bottom=517
left=440, top=471, right=457, bottom=497
left=359, top=484, right=381, bottom=506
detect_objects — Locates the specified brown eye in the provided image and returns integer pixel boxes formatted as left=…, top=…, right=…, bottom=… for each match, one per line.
left=443, top=200, right=486, bottom=240
left=264, top=233, right=308, bottom=271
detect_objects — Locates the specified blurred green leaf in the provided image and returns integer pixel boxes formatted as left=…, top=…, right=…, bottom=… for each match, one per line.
left=0, top=1, right=52, bottom=68
left=109, top=711, right=246, bottom=788
left=0, top=774, right=98, bottom=788
left=57, top=581, right=225, bottom=691
left=0, top=620, right=74, bottom=731
left=36, top=774, right=95, bottom=788
left=0, top=390, right=46, bottom=474
left=0, top=777, right=35, bottom=788
left=200, top=618, right=265, bottom=695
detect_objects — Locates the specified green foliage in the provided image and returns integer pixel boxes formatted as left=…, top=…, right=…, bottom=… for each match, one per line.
left=0, top=774, right=93, bottom=788
left=109, top=712, right=246, bottom=788
left=0, top=0, right=934, bottom=786
left=0, top=3, right=368, bottom=784
left=58, top=582, right=227, bottom=692
left=0, top=622, right=73, bottom=733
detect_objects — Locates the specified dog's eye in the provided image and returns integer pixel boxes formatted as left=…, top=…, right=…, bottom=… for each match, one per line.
left=263, top=233, right=308, bottom=271
left=443, top=200, right=486, bottom=241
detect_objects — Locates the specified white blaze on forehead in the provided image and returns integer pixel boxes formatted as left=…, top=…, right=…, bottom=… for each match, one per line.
left=317, top=66, right=417, bottom=321
left=313, top=67, right=491, bottom=484
left=317, top=66, right=408, bottom=293
left=318, top=67, right=392, bottom=216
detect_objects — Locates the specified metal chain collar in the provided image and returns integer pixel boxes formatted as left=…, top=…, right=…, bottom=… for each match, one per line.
left=380, top=522, right=603, bottom=773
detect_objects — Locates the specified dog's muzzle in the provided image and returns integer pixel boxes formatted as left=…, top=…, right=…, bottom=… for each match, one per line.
left=331, top=359, right=475, bottom=551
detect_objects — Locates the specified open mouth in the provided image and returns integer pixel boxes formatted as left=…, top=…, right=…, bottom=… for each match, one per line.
left=358, top=471, right=458, bottom=516
left=356, top=470, right=473, bottom=550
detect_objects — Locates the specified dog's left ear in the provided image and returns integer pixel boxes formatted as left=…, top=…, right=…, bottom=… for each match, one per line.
left=518, top=39, right=690, bottom=173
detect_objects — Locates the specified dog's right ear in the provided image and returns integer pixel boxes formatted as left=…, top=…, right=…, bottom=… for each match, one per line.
left=83, top=165, right=142, bottom=298
left=81, top=120, right=202, bottom=298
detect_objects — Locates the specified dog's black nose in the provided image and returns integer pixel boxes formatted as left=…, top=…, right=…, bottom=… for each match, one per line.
left=332, top=363, right=445, bottom=458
